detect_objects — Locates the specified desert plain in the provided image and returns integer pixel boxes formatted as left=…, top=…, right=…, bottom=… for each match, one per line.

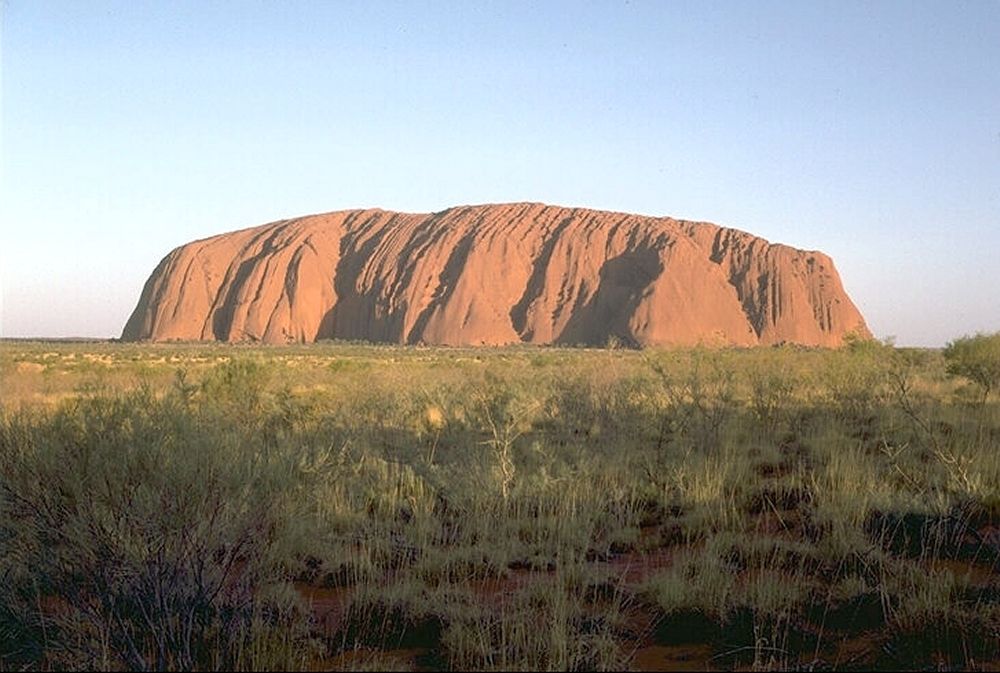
left=1, top=336, right=998, bottom=671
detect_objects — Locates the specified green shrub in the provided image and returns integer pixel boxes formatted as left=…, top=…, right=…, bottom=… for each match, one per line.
left=0, top=391, right=313, bottom=670
left=943, top=332, right=1000, bottom=403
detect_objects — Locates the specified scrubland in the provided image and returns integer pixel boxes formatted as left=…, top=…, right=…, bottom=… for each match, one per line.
left=1, top=337, right=998, bottom=671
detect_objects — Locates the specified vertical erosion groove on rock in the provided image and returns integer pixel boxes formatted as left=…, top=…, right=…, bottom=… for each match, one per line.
left=121, top=203, right=870, bottom=346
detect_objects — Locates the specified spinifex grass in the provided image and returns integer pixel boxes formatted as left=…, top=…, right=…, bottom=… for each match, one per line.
left=1, top=339, right=998, bottom=671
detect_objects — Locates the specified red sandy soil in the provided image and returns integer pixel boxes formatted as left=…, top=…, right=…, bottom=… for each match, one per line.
left=30, top=518, right=998, bottom=671
left=293, top=516, right=1000, bottom=671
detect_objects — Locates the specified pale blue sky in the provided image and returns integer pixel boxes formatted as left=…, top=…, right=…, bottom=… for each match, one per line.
left=2, top=1, right=998, bottom=346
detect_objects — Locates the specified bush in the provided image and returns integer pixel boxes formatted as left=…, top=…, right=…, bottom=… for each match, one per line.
left=943, top=332, right=1000, bottom=403
left=0, top=390, right=312, bottom=670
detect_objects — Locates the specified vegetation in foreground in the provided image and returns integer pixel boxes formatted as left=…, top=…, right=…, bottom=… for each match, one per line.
left=1, top=334, right=999, bottom=671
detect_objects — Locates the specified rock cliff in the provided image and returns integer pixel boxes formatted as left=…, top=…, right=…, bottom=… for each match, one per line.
left=122, top=203, right=870, bottom=347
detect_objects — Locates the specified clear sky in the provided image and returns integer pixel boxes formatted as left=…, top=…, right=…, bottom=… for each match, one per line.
left=2, top=1, right=998, bottom=346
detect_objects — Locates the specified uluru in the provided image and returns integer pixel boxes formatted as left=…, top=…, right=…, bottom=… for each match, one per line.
left=121, top=203, right=870, bottom=347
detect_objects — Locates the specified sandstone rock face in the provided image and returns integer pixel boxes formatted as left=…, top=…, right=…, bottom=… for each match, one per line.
left=122, top=203, right=870, bottom=347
